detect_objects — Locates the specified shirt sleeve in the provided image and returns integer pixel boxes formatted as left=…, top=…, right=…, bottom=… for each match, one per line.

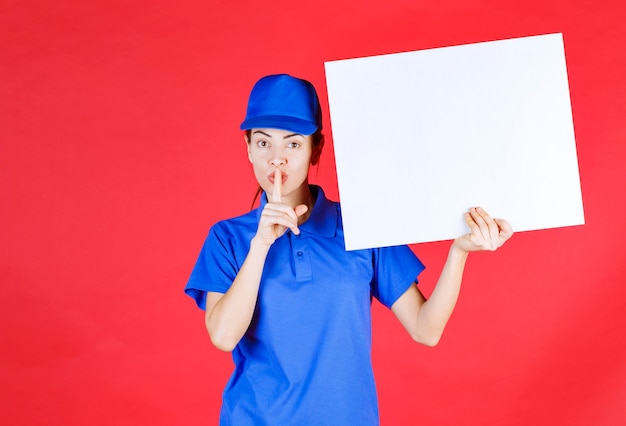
left=184, top=223, right=239, bottom=310
left=371, top=244, right=426, bottom=308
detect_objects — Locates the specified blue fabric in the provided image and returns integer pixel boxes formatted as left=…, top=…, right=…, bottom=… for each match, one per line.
left=185, top=186, right=425, bottom=425
left=239, top=74, right=322, bottom=135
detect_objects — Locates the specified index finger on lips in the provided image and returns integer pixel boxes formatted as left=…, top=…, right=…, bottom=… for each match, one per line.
left=272, top=168, right=282, bottom=203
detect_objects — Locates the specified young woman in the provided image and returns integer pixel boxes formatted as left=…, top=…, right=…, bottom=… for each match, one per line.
left=185, top=74, right=513, bottom=425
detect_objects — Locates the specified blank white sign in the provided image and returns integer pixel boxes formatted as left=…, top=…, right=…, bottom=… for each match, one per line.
left=325, top=33, right=584, bottom=250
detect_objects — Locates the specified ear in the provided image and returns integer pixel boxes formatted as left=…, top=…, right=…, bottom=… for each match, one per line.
left=244, top=133, right=253, bottom=163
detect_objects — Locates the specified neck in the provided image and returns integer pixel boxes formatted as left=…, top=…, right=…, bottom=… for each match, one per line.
left=298, top=186, right=315, bottom=225
left=282, top=183, right=315, bottom=225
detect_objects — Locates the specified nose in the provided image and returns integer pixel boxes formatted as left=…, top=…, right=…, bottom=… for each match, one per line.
left=270, top=150, right=286, bottom=167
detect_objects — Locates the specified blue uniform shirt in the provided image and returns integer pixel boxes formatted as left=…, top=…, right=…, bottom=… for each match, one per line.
left=185, top=186, right=425, bottom=425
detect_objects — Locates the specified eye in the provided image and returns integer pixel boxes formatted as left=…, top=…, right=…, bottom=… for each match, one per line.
left=256, top=140, right=269, bottom=148
left=287, top=141, right=301, bottom=149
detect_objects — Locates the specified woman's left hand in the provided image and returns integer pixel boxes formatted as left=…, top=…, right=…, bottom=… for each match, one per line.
left=454, top=207, right=514, bottom=252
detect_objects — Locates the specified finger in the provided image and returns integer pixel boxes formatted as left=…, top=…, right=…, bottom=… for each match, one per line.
left=464, top=211, right=480, bottom=234
left=261, top=212, right=294, bottom=236
left=468, top=207, right=489, bottom=240
left=476, top=207, right=499, bottom=242
left=262, top=208, right=295, bottom=225
left=261, top=206, right=300, bottom=235
left=286, top=205, right=309, bottom=235
left=464, top=210, right=483, bottom=244
left=264, top=203, right=298, bottom=223
left=275, top=215, right=300, bottom=236
left=272, top=168, right=282, bottom=203
left=294, top=204, right=308, bottom=218
left=467, top=207, right=499, bottom=251
left=494, top=218, right=514, bottom=243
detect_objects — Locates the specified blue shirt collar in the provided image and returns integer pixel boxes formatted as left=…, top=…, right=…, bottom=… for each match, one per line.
left=257, top=185, right=338, bottom=238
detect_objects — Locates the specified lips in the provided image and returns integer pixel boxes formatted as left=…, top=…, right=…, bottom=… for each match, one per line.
left=268, top=171, right=287, bottom=184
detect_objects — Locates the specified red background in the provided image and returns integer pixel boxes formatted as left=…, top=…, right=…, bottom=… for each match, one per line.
left=2, top=1, right=625, bottom=425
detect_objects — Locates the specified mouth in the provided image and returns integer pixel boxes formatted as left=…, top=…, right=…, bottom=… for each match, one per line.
left=268, top=171, right=287, bottom=184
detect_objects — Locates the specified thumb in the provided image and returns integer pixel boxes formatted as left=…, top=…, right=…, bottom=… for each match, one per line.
left=294, top=204, right=309, bottom=217
left=494, top=218, right=514, bottom=242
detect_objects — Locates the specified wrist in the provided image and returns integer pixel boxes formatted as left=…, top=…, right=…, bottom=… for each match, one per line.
left=250, top=235, right=273, bottom=252
left=451, top=238, right=470, bottom=258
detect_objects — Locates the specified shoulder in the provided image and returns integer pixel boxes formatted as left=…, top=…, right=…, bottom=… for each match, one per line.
left=206, top=208, right=259, bottom=247
left=212, top=208, right=258, bottom=232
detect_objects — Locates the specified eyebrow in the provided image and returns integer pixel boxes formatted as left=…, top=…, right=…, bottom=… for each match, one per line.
left=252, top=130, right=304, bottom=139
left=283, top=132, right=303, bottom=139
left=252, top=130, right=272, bottom=138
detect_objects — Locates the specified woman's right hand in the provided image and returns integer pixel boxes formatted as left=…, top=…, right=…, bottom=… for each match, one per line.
left=254, top=169, right=308, bottom=247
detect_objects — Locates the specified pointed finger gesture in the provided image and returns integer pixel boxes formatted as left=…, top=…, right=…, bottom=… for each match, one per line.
left=272, top=168, right=282, bottom=203
left=254, top=168, right=309, bottom=247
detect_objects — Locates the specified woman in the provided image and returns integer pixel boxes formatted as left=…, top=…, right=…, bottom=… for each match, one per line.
left=185, top=74, right=513, bottom=425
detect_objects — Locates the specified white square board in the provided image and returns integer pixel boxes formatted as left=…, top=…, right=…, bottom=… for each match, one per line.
left=325, top=33, right=584, bottom=250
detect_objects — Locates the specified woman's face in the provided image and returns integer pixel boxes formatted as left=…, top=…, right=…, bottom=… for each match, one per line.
left=246, top=128, right=320, bottom=204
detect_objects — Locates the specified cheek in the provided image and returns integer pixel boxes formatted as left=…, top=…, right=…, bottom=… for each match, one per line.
left=294, top=150, right=313, bottom=167
left=248, top=153, right=266, bottom=174
left=292, top=157, right=312, bottom=177
left=251, top=163, right=266, bottom=183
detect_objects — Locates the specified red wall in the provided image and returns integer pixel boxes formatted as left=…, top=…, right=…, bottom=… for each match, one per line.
left=2, top=1, right=625, bottom=424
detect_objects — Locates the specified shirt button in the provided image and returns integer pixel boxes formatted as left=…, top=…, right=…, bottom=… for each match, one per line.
left=297, top=251, right=303, bottom=257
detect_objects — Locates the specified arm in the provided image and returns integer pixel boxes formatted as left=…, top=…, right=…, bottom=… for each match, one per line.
left=204, top=237, right=270, bottom=352
left=391, top=207, right=513, bottom=347
left=205, top=169, right=308, bottom=352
